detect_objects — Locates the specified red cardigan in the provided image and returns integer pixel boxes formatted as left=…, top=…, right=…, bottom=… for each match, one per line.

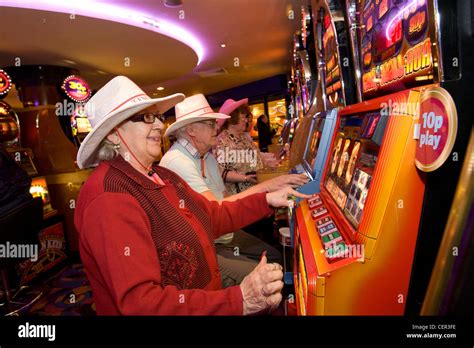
left=74, top=155, right=273, bottom=315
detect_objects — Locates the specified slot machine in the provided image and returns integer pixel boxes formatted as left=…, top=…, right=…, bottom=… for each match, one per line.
left=315, top=0, right=358, bottom=109
left=71, top=107, right=92, bottom=147
left=288, top=0, right=359, bottom=292
left=0, top=69, right=38, bottom=176
left=262, top=5, right=320, bottom=183
left=289, top=0, right=359, bottom=184
left=297, top=109, right=338, bottom=194
left=5, top=65, right=94, bottom=254
left=293, top=0, right=469, bottom=315
left=285, top=5, right=319, bottom=166
left=61, top=75, right=93, bottom=147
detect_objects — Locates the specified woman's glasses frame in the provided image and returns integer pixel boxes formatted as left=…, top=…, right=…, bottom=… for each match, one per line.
left=130, top=112, right=165, bottom=124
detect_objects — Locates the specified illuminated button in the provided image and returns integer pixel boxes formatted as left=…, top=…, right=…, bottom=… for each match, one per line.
left=308, top=197, right=323, bottom=209
left=316, top=216, right=333, bottom=228
left=322, top=231, right=342, bottom=247
left=318, top=222, right=336, bottom=236
left=311, top=206, right=328, bottom=219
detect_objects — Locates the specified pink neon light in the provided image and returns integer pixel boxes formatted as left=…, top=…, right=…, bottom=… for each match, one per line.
left=0, top=0, right=204, bottom=64
left=385, top=0, right=418, bottom=41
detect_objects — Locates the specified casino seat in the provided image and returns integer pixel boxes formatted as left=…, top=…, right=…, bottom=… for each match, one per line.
left=0, top=197, right=43, bottom=316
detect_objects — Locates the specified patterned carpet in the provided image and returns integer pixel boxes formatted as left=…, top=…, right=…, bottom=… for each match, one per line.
left=8, top=261, right=289, bottom=316
left=17, top=262, right=96, bottom=316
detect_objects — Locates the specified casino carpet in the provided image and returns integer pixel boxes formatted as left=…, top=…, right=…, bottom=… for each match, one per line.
left=12, top=261, right=287, bottom=316
left=16, top=262, right=96, bottom=316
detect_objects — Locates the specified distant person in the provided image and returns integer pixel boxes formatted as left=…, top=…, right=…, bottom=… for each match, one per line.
left=215, top=99, right=283, bottom=242
left=257, top=114, right=276, bottom=152
left=215, top=99, right=279, bottom=195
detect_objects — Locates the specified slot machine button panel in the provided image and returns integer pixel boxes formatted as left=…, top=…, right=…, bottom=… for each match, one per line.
left=311, top=206, right=328, bottom=219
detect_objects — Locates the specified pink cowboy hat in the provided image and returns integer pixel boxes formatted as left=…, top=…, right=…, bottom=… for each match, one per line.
left=217, top=98, right=249, bottom=128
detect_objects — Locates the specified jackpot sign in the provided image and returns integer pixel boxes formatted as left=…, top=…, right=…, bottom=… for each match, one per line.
left=0, top=69, right=12, bottom=96
left=62, top=75, right=91, bottom=103
left=363, top=38, right=432, bottom=93
left=360, top=0, right=438, bottom=98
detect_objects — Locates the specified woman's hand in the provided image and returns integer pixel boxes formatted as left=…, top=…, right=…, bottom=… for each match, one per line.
left=265, top=186, right=312, bottom=208
left=240, top=255, right=284, bottom=315
left=244, top=173, right=257, bottom=184
left=263, top=174, right=308, bottom=192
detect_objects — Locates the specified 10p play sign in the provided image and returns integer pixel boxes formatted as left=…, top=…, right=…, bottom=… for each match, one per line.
left=415, top=86, right=458, bottom=172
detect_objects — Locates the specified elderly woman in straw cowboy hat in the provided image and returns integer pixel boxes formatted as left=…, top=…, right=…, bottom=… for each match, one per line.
left=74, top=76, right=310, bottom=315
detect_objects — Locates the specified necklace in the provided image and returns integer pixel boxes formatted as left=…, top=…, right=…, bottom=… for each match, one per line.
left=115, top=128, right=165, bottom=185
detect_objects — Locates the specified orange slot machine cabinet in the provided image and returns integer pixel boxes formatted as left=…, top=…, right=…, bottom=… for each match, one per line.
left=294, top=0, right=465, bottom=315
left=295, top=88, right=431, bottom=315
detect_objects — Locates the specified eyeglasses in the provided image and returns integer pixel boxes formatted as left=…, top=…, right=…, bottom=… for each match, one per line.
left=130, top=112, right=165, bottom=124
left=198, top=121, right=217, bottom=129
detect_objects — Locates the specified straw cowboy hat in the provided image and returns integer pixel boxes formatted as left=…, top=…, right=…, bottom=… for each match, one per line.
left=216, top=97, right=249, bottom=129
left=77, top=76, right=184, bottom=169
left=164, top=94, right=229, bottom=137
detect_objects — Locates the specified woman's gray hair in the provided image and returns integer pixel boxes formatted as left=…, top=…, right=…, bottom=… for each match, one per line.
left=97, top=138, right=119, bottom=162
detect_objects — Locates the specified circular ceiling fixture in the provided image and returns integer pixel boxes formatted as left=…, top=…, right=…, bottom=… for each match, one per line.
left=0, top=0, right=203, bottom=64
left=164, top=0, right=183, bottom=8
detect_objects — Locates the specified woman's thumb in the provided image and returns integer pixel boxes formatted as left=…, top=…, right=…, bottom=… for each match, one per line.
left=259, top=251, right=268, bottom=266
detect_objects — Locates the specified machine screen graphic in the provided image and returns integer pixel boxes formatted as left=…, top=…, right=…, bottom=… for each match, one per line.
left=324, top=112, right=387, bottom=227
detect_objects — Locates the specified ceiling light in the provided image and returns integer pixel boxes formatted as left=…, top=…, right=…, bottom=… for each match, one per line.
left=220, top=43, right=226, bottom=48
left=157, top=86, right=165, bottom=91
left=0, top=0, right=204, bottom=64
left=164, top=0, right=183, bottom=7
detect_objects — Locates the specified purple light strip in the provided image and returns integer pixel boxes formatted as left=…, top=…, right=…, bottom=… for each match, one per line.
left=0, top=0, right=204, bottom=64
left=385, top=0, right=419, bottom=40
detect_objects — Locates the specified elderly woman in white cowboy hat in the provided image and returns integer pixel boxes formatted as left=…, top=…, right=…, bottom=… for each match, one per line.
left=74, top=76, right=310, bottom=315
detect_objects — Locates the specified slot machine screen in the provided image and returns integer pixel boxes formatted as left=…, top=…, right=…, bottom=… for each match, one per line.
left=30, top=176, right=53, bottom=212
left=322, top=11, right=344, bottom=107
left=303, top=117, right=325, bottom=175
left=324, top=111, right=388, bottom=228
left=359, top=0, right=440, bottom=98
left=76, top=117, right=92, bottom=133
left=289, top=116, right=313, bottom=168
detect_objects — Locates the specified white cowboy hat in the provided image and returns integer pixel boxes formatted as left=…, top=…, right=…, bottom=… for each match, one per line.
left=77, top=76, right=184, bottom=169
left=164, top=94, right=229, bottom=137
